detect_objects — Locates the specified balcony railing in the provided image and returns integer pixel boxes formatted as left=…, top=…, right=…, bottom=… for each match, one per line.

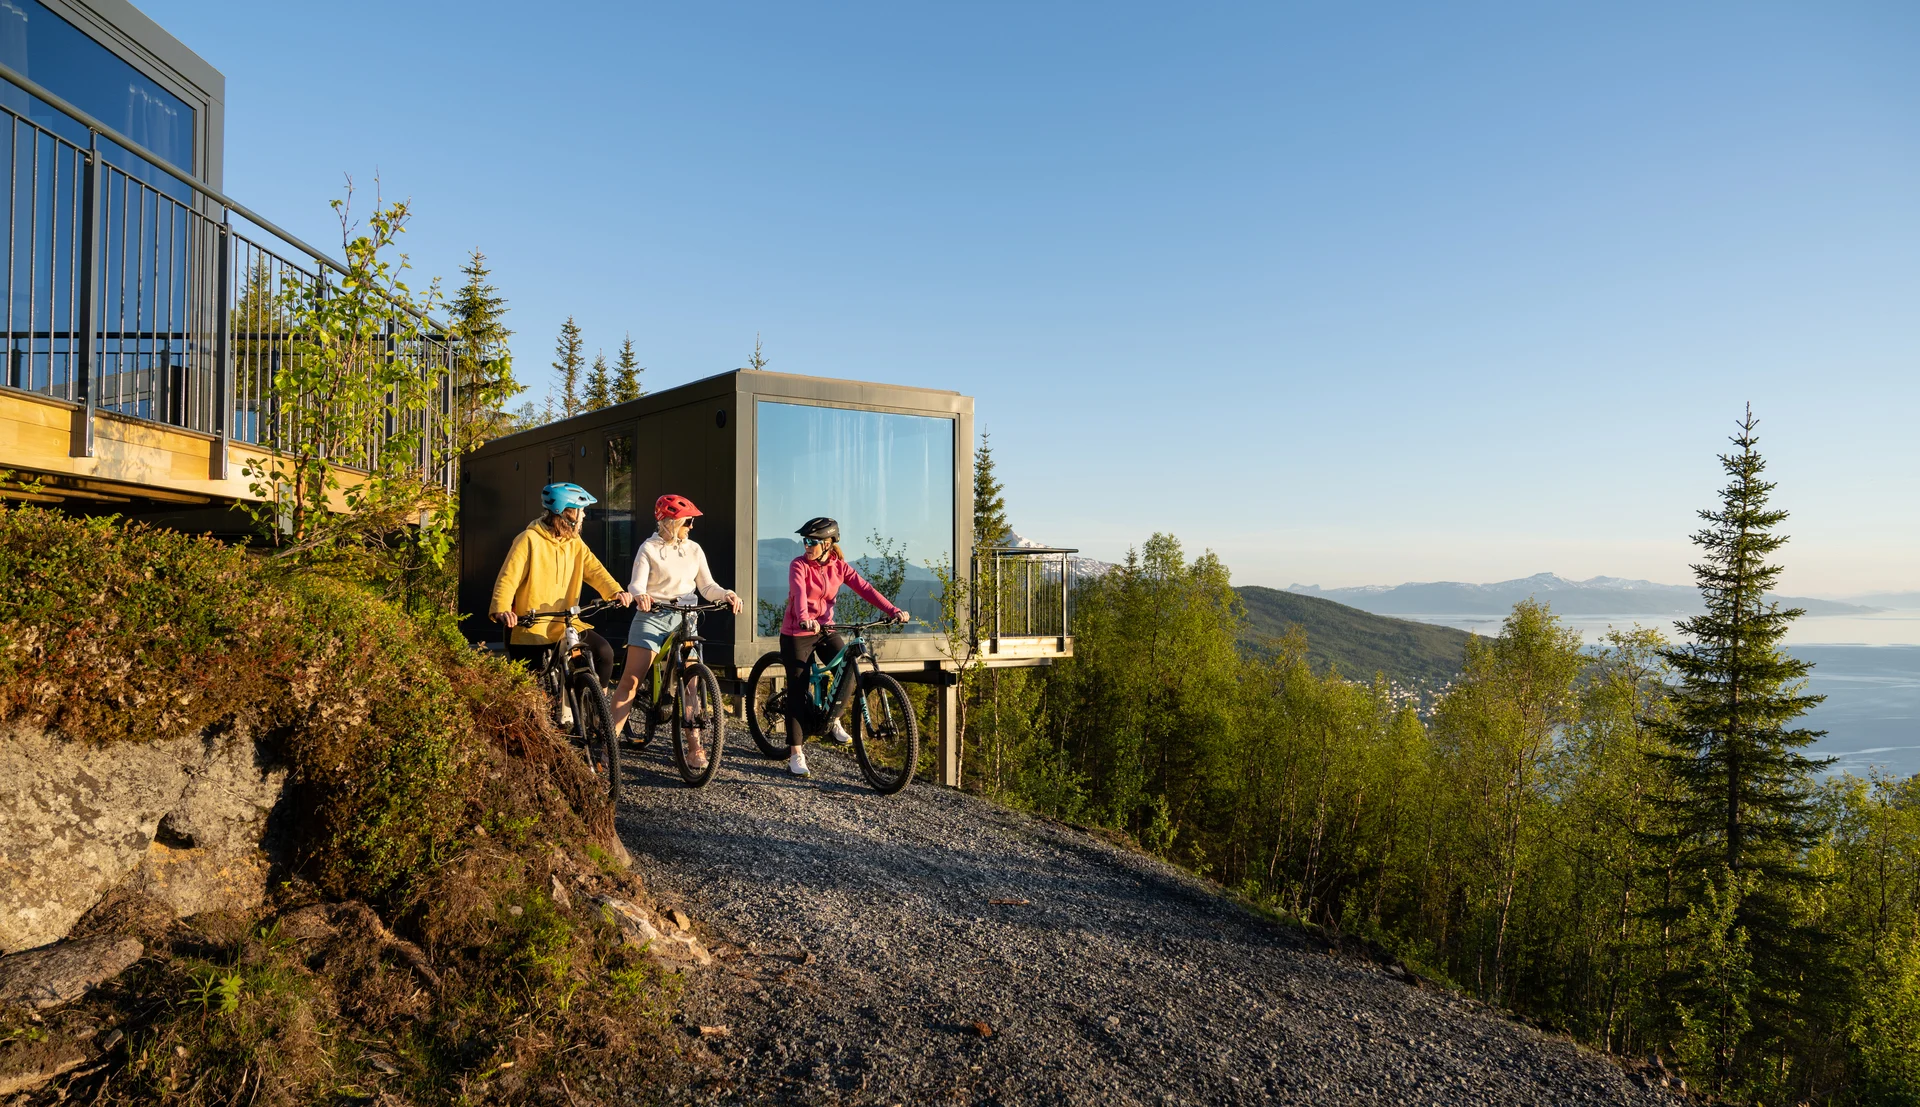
left=0, top=61, right=455, bottom=489
left=972, top=545, right=1075, bottom=658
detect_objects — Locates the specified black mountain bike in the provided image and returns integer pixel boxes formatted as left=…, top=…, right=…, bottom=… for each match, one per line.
left=745, top=620, right=921, bottom=794
left=515, top=601, right=622, bottom=803
left=622, top=600, right=731, bottom=788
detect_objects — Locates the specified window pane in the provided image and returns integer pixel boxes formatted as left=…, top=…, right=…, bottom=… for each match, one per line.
left=755, top=401, right=952, bottom=636
left=0, top=0, right=197, bottom=178
left=604, top=431, right=634, bottom=571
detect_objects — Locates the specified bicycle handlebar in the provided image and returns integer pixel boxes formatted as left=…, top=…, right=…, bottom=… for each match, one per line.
left=826, top=617, right=910, bottom=633
left=518, top=598, right=625, bottom=622
left=647, top=599, right=733, bottom=613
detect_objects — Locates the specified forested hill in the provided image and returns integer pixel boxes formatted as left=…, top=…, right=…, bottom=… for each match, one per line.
left=1236, top=585, right=1472, bottom=686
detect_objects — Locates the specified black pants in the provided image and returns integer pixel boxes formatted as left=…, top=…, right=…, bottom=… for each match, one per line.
left=779, top=631, right=847, bottom=747
left=509, top=629, right=614, bottom=688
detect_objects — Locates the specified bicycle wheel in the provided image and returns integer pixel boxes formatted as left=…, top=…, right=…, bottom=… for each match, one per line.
left=672, top=661, right=726, bottom=787
left=574, top=679, right=621, bottom=804
left=851, top=670, right=920, bottom=794
left=745, top=651, right=788, bottom=759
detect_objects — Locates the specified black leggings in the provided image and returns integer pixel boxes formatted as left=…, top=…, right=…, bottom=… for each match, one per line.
left=779, top=631, right=847, bottom=747
left=509, top=629, right=614, bottom=688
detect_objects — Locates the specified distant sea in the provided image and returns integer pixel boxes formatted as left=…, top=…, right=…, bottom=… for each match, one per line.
left=1398, top=610, right=1920, bottom=780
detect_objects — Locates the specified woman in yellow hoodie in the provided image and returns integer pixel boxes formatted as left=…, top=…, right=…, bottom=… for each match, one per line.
left=489, top=482, right=634, bottom=687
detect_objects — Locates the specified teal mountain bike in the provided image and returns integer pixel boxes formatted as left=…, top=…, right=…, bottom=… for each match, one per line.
left=746, top=619, right=921, bottom=794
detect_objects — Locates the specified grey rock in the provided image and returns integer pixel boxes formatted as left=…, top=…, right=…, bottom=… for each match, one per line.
left=0, top=723, right=286, bottom=953
left=0, top=935, right=142, bottom=1009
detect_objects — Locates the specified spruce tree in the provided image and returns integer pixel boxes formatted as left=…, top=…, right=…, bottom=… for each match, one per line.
left=1648, top=406, right=1829, bottom=1091
left=741, top=333, right=768, bottom=371
left=613, top=333, right=645, bottom=403
left=552, top=316, right=585, bottom=418
left=583, top=350, right=612, bottom=412
left=973, top=432, right=1011, bottom=550
left=448, top=249, right=521, bottom=452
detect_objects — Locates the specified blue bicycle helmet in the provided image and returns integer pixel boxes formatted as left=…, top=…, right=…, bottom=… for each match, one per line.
left=541, top=482, right=597, bottom=514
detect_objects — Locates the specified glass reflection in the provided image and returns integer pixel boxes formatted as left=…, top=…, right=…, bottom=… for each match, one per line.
left=755, top=401, right=952, bottom=636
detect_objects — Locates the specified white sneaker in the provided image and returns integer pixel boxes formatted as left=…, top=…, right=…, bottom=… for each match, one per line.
left=788, top=749, right=811, bottom=777
left=828, top=720, right=853, bottom=745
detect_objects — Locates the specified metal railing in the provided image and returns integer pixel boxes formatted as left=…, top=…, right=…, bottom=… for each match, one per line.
left=972, top=545, right=1075, bottom=646
left=0, top=62, right=455, bottom=489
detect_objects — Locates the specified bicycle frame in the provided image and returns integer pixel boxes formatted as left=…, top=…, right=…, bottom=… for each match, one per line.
left=633, top=601, right=729, bottom=715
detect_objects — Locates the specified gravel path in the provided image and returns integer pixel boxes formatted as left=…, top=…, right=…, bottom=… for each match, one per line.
left=616, top=726, right=1680, bottom=1106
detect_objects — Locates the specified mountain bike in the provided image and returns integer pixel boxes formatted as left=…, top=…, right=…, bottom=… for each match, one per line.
left=620, top=599, right=731, bottom=787
left=514, top=601, right=622, bottom=803
left=745, top=620, right=921, bottom=794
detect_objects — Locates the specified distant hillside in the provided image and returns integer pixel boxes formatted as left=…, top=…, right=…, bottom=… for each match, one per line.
left=1288, top=573, right=1876, bottom=617
left=1236, top=586, right=1471, bottom=687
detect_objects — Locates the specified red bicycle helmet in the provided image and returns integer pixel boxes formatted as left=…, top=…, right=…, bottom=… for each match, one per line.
left=655, top=494, right=703, bottom=521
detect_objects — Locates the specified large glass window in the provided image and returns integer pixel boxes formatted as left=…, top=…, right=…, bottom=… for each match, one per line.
left=755, top=401, right=953, bottom=636
left=602, top=431, right=635, bottom=571
left=0, top=0, right=196, bottom=177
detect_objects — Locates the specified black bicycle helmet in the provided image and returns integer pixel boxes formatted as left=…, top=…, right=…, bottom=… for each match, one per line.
left=796, top=516, right=840, bottom=540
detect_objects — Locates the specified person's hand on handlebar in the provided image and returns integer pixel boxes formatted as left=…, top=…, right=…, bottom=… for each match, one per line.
left=491, top=610, right=519, bottom=629
left=893, top=608, right=911, bottom=625
left=615, top=591, right=635, bottom=608
left=724, top=591, right=743, bottom=615
left=800, top=618, right=820, bottom=633
left=636, top=593, right=653, bottom=612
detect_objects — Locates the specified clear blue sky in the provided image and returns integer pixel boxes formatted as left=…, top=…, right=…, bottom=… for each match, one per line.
left=143, top=1, right=1920, bottom=595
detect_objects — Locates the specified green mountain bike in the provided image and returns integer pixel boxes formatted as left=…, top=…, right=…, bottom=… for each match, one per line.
left=620, top=599, right=731, bottom=788
left=745, top=619, right=921, bottom=794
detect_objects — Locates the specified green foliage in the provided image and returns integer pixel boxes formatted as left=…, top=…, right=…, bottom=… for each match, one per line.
left=1236, top=584, right=1470, bottom=689
left=583, top=350, right=613, bottom=412
left=613, top=332, right=645, bottom=403
left=552, top=316, right=584, bottom=419
left=973, top=432, right=1010, bottom=551
left=238, top=182, right=455, bottom=589
left=839, top=531, right=907, bottom=627
left=448, top=248, right=522, bottom=454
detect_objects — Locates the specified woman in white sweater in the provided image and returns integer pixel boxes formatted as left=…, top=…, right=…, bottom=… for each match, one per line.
left=609, top=494, right=741, bottom=761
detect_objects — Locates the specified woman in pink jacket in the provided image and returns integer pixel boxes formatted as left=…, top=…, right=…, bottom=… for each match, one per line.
left=780, top=516, right=910, bottom=777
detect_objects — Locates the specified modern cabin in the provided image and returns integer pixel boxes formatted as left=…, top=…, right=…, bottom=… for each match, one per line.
left=459, top=370, right=1076, bottom=787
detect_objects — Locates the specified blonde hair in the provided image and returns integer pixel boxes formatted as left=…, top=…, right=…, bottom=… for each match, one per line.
left=823, top=538, right=844, bottom=561
left=657, top=516, right=691, bottom=544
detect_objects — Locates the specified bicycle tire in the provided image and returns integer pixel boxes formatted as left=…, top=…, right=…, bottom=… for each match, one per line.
left=672, top=661, right=726, bottom=787
left=851, top=670, right=919, bottom=794
left=574, top=678, right=621, bottom=804
left=745, top=651, right=788, bottom=759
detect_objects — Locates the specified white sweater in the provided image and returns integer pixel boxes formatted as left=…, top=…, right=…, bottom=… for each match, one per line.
left=627, top=535, right=733, bottom=604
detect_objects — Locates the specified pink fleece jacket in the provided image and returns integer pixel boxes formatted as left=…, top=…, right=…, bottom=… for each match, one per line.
left=781, top=555, right=902, bottom=635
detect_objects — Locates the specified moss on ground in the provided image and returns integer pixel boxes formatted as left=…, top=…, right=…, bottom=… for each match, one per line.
left=0, top=506, right=685, bottom=1104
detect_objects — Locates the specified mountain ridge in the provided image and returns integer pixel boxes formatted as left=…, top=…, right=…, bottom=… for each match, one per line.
left=1287, top=572, right=1876, bottom=617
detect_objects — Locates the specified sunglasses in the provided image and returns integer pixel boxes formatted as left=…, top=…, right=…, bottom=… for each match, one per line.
left=803, top=536, right=828, bottom=547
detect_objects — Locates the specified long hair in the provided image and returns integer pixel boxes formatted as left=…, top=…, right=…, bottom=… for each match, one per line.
left=657, top=516, right=688, bottom=545
left=823, top=538, right=844, bottom=562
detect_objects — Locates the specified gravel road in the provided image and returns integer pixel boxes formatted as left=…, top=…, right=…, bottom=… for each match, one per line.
left=615, top=726, right=1681, bottom=1106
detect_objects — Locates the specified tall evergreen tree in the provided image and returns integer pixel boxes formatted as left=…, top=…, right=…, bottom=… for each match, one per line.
left=583, top=350, right=612, bottom=412
left=447, top=249, right=521, bottom=452
left=613, top=333, right=645, bottom=403
left=973, top=432, right=1011, bottom=550
left=1647, top=406, right=1829, bottom=1092
left=552, top=316, right=585, bottom=418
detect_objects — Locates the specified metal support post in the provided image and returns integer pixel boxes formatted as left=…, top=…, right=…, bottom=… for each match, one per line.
left=211, top=214, right=231, bottom=478
left=936, top=679, right=960, bottom=789
left=69, top=138, right=100, bottom=458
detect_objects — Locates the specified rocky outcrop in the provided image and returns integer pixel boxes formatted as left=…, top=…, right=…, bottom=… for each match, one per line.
left=0, top=723, right=286, bottom=953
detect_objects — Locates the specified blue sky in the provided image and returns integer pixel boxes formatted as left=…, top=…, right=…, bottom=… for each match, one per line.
left=143, top=1, right=1920, bottom=595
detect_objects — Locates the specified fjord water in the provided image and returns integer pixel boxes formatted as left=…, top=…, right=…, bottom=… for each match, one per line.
left=1401, top=611, right=1920, bottom=779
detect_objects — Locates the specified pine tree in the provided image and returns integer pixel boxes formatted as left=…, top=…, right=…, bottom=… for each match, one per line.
left=448, top=249, right=521, bottom=452
left=613, top=333, right=644, bottom=403
left=973, top=432, right=1011, bottom=550
left=583, top=350, right=612, bottom=412
left=552, top=316, right=585, bottom=418
left=741, top=333, right=768, bottom=371
left=1647, top=405, right=1829, bottom=1091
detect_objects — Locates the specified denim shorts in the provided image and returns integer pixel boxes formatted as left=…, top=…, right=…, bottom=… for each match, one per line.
left=628, top=608, right=691, bottom=651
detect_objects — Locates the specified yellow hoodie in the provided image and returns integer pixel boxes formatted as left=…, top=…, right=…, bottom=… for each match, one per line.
left=490, top=517, right=624, bottom=646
